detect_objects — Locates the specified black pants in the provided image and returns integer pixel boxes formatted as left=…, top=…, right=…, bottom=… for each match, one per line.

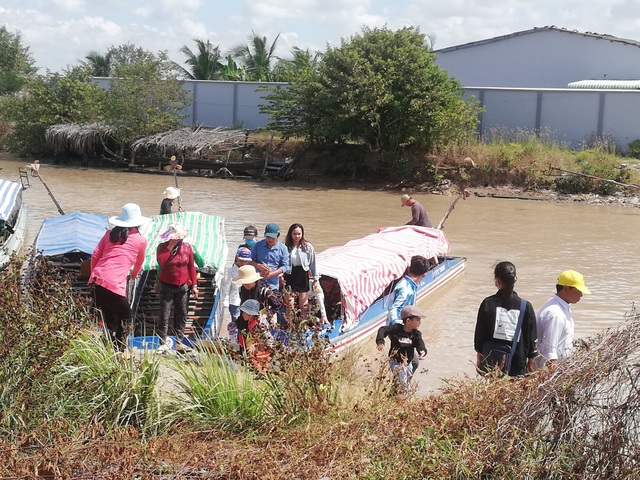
left=157, top=281, right=189, bottom=343
left=94, top=284, right=132, bottom=351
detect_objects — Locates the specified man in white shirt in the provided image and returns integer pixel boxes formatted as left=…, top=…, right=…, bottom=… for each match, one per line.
left=535, top=270, right=591, bottom=370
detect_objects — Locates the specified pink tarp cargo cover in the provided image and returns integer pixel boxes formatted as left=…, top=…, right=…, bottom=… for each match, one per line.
left=316, top=226, right=450, bottom=326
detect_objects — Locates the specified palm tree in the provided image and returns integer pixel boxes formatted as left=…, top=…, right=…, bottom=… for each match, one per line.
left=81, top=50, right=113, bottom=77
left=177, top=39, right=223, bottom=80
left=231, top=31, right=281, bottom=81
left=273, top=46, right=322, bottom=81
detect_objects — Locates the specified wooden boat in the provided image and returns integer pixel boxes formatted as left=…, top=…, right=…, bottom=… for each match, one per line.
left=313, top=225, right=466, bottom=353
left=0, top=178, right=29, bottom=267
left=32, top=211, right=109, bottom=290
left=129, top=211, right=229, bottom=351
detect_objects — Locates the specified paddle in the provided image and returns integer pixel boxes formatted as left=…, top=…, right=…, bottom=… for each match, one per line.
left=436, top=182, right=469, bottom=230
left=164, top=155, right=183, bottom=211
left=29, top=160, right=65, bottom=215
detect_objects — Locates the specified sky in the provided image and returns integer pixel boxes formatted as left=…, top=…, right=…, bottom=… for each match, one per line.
left=3, top=0, right=640, bottom=74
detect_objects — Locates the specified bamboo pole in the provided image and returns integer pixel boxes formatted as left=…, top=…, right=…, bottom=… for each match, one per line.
left=548, top=165, right=640, bottom=190
left=29, top=161, right=65, bottom=215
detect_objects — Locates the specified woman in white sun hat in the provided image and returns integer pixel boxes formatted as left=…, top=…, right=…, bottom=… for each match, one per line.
left=160, top=186, right=181, bottom=215
left=90, top=203, right=150, bottom=351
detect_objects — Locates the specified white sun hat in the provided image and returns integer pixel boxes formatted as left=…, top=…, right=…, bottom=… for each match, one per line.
left=109, top=203, right=151, bottom=228
left=163, top=186, right=181, bottom=200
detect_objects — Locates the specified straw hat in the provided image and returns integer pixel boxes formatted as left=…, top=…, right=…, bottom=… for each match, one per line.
left=163, top=186, right=181, bottom=200
left=232, top=265, right=262, bottom=285
left=109, top=203, right=150, bottom=228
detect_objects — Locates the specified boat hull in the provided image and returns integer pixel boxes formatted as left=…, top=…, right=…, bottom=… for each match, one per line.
left=0, top=203, right=28, bottom=267
left=323, top=256, right=466, bottom=354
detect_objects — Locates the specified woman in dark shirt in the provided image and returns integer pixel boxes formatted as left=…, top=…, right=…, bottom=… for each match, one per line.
left=474, top=261, right=538, bottom=376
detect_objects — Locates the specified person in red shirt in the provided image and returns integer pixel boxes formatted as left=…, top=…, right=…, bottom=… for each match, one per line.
left=154, top=222, right=198, bottom=354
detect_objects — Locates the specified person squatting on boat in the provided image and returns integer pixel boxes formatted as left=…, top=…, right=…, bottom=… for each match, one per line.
left=535, top=270, right=591, bottom=371
left=160, top=186, right=181, bottom=215
left=400, top=194, right=432, bottom=228
left=154, top=222, right=199, bottom=354
left=474, top=261, right=538, bottom=376
left=89, top=203, right=149, bottom=352
left=250, top=223, right=290, bottom=291
left=283, top=223, right=318, bottom=318
left=376, top=305, right=428, bottom=389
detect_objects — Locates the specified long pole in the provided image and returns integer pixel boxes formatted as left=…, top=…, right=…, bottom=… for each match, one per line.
left=436, top=185, right=469, bottom=230
left=169, top=155, right=183, bottom=211
left=30, top=162, right=65, bottom=215
left=548, top=165, right=640, bottom=190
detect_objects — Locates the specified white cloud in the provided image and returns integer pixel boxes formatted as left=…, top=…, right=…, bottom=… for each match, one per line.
left=52, top=0, right=85, bottom=11
left=133, top=7, right=153, bottom=18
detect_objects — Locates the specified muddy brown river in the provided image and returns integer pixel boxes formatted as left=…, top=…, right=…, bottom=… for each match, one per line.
left=3, top=153, right=639, bottom=394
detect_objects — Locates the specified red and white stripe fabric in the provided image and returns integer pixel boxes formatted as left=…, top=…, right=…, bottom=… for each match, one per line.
left=317, top=226, right=450, bottom=327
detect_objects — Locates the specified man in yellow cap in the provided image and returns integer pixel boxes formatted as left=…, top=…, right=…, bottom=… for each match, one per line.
left=535, top=270, right=591, bottom=370
left=400, top=194, right=432, bottom=228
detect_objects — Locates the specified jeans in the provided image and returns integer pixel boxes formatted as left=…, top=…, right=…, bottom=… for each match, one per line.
left=389, top=360, right=415, bottom=389
left=229, top=304, right=241, bottom=323
left=157, top=281, right=189, bottom=343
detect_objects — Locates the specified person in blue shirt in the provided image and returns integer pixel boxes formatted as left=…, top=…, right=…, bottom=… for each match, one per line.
left=250, top=223, right=290, bottom=291
left=387, top=255, right=430, bottom=326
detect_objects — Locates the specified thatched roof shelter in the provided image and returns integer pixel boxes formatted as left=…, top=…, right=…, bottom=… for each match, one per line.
left=130, top=126, right=249, bottom=161
left=45, top=123, right=116, bottom=155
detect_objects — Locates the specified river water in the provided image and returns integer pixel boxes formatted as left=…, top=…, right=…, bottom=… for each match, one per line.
left=4, top=153, right=640, bottom=394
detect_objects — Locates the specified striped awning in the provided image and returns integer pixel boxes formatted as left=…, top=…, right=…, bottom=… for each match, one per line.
left=139, top=211, right=228, bottom=272
left=317, top=226, right=450, bottom=324
left=0, top=179, right=22, bottom=222
left=35, top=211, right=109, bottom=256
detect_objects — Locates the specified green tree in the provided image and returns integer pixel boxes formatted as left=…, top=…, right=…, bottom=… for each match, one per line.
left=273, top=47, right=322, bottom=82
left=177, top=39, right=223, bottom=80
left=101, top=53, right=191, bottom=158
left=80, top=50, right=113, bottom=77
left=219, top=55, right=248, bottom=81
left=0, top=73, right=105, bottom=153
left=264, top=26, right=480, bottom=159
left=79, top=43, right=158, bottom=77
left=0, top=26, right=37, bottom=95
left=231, top=31, right=281, bottom=81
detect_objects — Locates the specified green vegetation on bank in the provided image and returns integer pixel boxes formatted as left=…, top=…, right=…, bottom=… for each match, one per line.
left=2, top=255, right=640, bottom=478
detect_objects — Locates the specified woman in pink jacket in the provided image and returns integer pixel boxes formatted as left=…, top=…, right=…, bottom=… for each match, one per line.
left=90, top=203, right=149, bottom=351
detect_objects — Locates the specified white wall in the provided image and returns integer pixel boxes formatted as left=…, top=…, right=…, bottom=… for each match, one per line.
left=436, top=29, right=640, bottom=88
left=465, top=87, right=640, bottom=150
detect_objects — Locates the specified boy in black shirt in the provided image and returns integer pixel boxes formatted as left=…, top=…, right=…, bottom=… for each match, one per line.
left=376, top=305, right=428, bottom=388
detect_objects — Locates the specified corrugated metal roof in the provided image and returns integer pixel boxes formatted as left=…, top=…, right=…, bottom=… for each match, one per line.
left=435, top=26, right=640, bottom=54
left=567, top=80, right=640, bottom=89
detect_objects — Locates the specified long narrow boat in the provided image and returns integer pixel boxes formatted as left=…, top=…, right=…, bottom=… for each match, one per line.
left=314, top=225, right=466, bottom=353
left=129, top=211, right=229, bottom=350
left=0, top=178, right=29, bottom=267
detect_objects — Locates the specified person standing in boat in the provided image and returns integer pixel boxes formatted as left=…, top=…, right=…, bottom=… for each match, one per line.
left=160, top=186, right=181, bottom=215
left=154, top=222, right=198, bottom=354
left=387, top=256, right=430, bottom=326
left=240, top=225, right=259, bottom=249
left=474, top=261, right=538, bottom=376
left=283, top=223, right=318, bottom=318
left=400, top=194, right=432, bottom=228
left=250, top=223, right=290, bottom=291
left=221, top=246, right=253, bottom=339
left=90, top=203, right=150, bottom=352
left=535, top=270, right=591, bottom=370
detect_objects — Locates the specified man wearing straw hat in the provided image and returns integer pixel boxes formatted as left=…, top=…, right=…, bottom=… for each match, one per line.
left=160, top=186, right=181, bottom=215
left=400, top=194, right=432, bottom=228
left=535, top=270, right=591, bottom=370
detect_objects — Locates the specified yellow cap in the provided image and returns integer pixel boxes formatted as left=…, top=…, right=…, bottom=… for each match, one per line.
left=558, top=270, right=591, bottom=295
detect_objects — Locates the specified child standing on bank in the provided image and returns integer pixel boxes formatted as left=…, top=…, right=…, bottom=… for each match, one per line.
left=376, top=305, right=428, bottom=388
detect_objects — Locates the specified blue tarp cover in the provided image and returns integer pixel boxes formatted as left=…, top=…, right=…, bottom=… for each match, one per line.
left=35, top=211, right=109, bottom=257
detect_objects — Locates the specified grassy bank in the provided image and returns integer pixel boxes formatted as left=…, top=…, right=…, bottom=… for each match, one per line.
left=252, top=130, right=640, bottom=196
left=2, top=255, right=640, bottom=478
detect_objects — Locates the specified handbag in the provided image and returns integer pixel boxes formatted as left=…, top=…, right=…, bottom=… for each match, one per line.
left=480, top=299, right=526, bottom=374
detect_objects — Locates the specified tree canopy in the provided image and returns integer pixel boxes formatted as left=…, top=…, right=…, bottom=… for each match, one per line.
left=0, top=26, right=37, bottom=95
left=263, top=26, right=480, bottom=160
